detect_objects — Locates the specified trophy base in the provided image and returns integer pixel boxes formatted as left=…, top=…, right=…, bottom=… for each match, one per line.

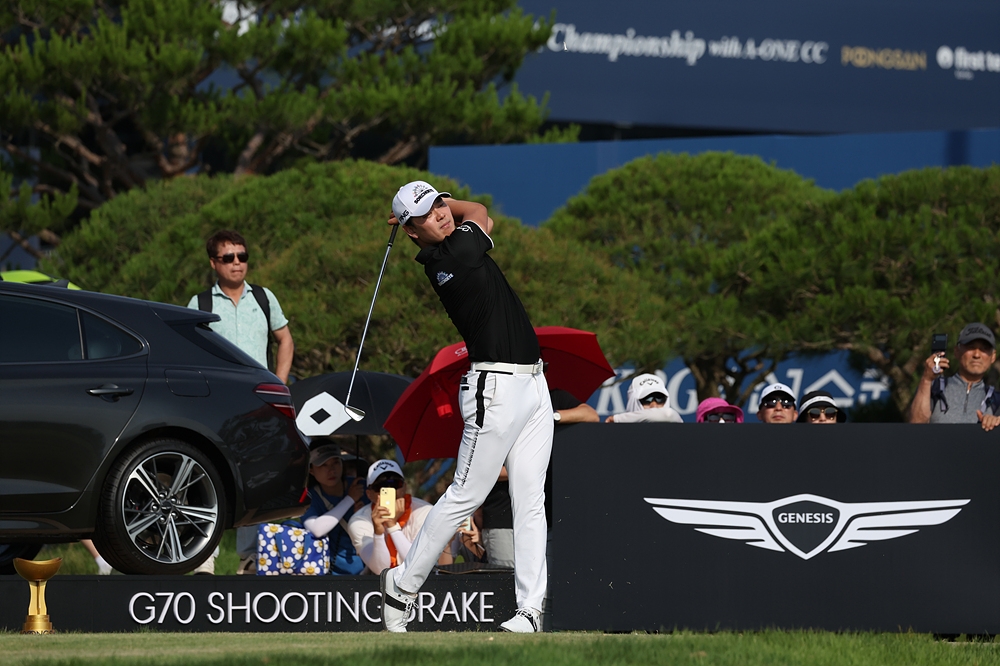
left=22, top=614, right=55, bottom=634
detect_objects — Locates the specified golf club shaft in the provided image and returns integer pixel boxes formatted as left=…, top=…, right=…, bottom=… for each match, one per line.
left=345, top=224, right=399, bottom=409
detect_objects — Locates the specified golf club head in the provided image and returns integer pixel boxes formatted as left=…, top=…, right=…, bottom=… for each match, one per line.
left=344, top=405, right=366, bottom=422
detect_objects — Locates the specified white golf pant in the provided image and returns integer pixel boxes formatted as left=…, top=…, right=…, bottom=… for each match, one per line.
left=396, top=366, right=553, bottom=612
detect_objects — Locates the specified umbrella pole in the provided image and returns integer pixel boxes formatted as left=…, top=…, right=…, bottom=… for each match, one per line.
left=345, top=224, right=399, bottom=421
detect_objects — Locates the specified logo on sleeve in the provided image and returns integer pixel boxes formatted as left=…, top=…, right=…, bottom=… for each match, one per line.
left=456, top=225, right=473, bottom=232
left=436, top=271, right=454, bottom=286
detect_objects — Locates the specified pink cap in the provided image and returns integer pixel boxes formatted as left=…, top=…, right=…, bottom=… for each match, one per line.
left=696, top=397, right=744, bottom=423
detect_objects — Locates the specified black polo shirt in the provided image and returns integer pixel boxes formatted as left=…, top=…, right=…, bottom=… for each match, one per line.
left=415, top=221, right=539, bottom=363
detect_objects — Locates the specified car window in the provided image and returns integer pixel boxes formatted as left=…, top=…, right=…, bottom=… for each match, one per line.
left=80, top=311, right=143, bottom=359
left=0, top=294, right=83, bottom=363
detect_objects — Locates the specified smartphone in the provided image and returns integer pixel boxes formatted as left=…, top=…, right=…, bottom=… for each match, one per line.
left=459, top=516, right=473, bottom=532
left=379, top=487, right=396, bottom=520
left=931, top=333, right=948, bottom=354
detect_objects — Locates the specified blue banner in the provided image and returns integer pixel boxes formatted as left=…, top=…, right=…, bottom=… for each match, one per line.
left=515, top=0, right=1000, bottom=133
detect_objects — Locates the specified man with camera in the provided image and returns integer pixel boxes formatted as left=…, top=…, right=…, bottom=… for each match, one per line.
left=908, top=323, right=1000, bottom=430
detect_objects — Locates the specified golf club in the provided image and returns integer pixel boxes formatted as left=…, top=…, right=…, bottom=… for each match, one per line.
left=344, top=224, right=400, bottom=421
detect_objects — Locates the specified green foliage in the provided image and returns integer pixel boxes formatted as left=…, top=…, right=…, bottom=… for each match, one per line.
left=547, top=155, right=1000, bottom=412
left=0, top=0, right=560, bottom=221
left=1, top=167, right=77, bottom=237
left=790, top=165, right=1000, bottom=412
left=47, top=161, right=659, bottom=379
left=546, top=152, right=834, bottom=404
left=45, top=152, right=1000, bottom=417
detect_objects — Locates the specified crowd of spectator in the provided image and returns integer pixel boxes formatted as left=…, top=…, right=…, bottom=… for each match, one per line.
left=269, top=320, right=999, bottom=576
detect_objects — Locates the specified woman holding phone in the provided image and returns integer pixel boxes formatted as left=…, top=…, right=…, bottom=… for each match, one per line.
left=347, top=460, right=452, bottom=575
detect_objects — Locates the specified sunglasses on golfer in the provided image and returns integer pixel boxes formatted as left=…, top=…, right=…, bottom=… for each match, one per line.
left=807, top=407, right=839, bottom=420
left=761, top=397, right=795, bottom=409
left=639, top=393, right=667, bottom=406
left=215, top=252, right=249, bottom=264
left=705, top=412, right=737, bottom=423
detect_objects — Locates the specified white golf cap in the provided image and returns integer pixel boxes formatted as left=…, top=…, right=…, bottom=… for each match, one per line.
left=367, top=459, right=404, bottom=486
left=392, top=180, right=451, bottom=226
left=760, top=383, right=796, bottom=403
left=630, top=373, right=669, bottom=402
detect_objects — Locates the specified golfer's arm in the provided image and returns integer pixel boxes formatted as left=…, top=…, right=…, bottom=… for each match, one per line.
left=445, top=198, right=493, bottom=235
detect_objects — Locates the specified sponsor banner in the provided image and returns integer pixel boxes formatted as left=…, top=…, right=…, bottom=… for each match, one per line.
left=514, top=0, right=1000, bottom=132
left=551, top=424, right=1000, bottom=632
left=0, top=575, right=515, bottom=632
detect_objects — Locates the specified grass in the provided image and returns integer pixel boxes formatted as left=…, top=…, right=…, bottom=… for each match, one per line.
left=39, top=530, right=242, bottom=576
left=1, top=631, right=1000, bottom=666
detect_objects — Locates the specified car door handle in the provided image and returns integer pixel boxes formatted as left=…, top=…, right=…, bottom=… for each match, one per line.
left=87, top=384, right=134, bottom=397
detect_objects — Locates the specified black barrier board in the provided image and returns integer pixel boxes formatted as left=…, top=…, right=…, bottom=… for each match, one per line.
left=0, top=574, right=515, bottom=632
left=551, top=424, right=1000, bottom=633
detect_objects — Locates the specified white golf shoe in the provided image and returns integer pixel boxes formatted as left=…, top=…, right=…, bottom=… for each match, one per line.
left=500, top=607, right=541, bottom=633
left=380, top=568, right=415, bottom=633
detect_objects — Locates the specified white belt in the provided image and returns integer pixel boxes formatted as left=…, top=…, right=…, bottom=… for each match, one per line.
left=470, top=360, right=543, bottom=376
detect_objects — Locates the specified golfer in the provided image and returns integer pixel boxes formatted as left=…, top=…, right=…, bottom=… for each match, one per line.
left=380, top=180, right=553, bottom=633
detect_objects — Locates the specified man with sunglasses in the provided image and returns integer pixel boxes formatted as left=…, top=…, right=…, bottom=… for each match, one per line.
left=187, top=230, right=294, bottom=383
left=605, top=373, right=682, bottom=423
left=187, top=229, right=294, bottom=574
left=796, top=391, right=846, bottom=424
left=756, top=383, right=799, bottom=424
left=346, top=460, right=443, bottom=576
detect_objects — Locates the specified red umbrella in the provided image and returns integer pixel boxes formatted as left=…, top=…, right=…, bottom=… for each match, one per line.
left=384, top=327, right=614, bottom=461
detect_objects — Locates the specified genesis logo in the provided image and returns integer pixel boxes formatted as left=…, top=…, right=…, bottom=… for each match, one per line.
left=645, top=494, right=969, bottom=560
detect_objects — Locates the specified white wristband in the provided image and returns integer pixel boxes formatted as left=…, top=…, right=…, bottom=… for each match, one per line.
left=386, top=524, right=401, bottom=534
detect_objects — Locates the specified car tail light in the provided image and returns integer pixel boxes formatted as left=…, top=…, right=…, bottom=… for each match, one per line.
left=254, top=383, right=296, bottom=419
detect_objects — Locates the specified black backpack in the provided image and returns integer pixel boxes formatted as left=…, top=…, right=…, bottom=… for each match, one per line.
left=197, top=284, right=274, bottom=370
left=930, top=376, right=1000, bottom=417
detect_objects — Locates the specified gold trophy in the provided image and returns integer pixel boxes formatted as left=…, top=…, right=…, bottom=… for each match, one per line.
left=13, top=557, right=62, bottom=634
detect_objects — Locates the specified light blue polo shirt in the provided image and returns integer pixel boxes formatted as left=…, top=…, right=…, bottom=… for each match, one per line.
left=186, top=283, right=288, bottom=369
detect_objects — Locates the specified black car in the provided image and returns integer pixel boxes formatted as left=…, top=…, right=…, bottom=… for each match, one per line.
left=0, top=281, right=310, bottom=574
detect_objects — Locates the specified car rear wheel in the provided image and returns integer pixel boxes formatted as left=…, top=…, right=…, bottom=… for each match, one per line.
left=94, top=439, right=227, bottom=575
left=0, top=543, right=43, bottom=575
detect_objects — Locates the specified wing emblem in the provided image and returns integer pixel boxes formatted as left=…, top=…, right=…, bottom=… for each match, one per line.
left=644, top=494, right=969, bottom=560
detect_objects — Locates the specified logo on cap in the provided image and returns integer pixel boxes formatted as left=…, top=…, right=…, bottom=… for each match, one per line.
left=413, top=184, right=433, bottom=205
left=645, top=493, right=968, bottom=560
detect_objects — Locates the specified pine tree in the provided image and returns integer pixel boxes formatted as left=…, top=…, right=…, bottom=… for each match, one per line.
left=0, top=0, right=562, bottom=224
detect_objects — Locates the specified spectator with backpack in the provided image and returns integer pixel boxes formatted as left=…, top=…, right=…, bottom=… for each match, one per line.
left=187, top=229, right=294, bottom=383
left=908, top=323, right=1000, bottom=430
left=186, top=229, right=295, bottom=574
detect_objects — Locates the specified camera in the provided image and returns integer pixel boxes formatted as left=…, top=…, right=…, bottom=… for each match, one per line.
left=932, top=333, right=947, bottom=374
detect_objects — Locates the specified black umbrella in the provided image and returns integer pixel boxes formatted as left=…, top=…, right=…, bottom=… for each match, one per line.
left=290, top=371, right=413, bottom=437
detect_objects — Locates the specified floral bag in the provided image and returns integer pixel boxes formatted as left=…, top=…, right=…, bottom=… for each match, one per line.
left=256, top=522, right=329, bottom=575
